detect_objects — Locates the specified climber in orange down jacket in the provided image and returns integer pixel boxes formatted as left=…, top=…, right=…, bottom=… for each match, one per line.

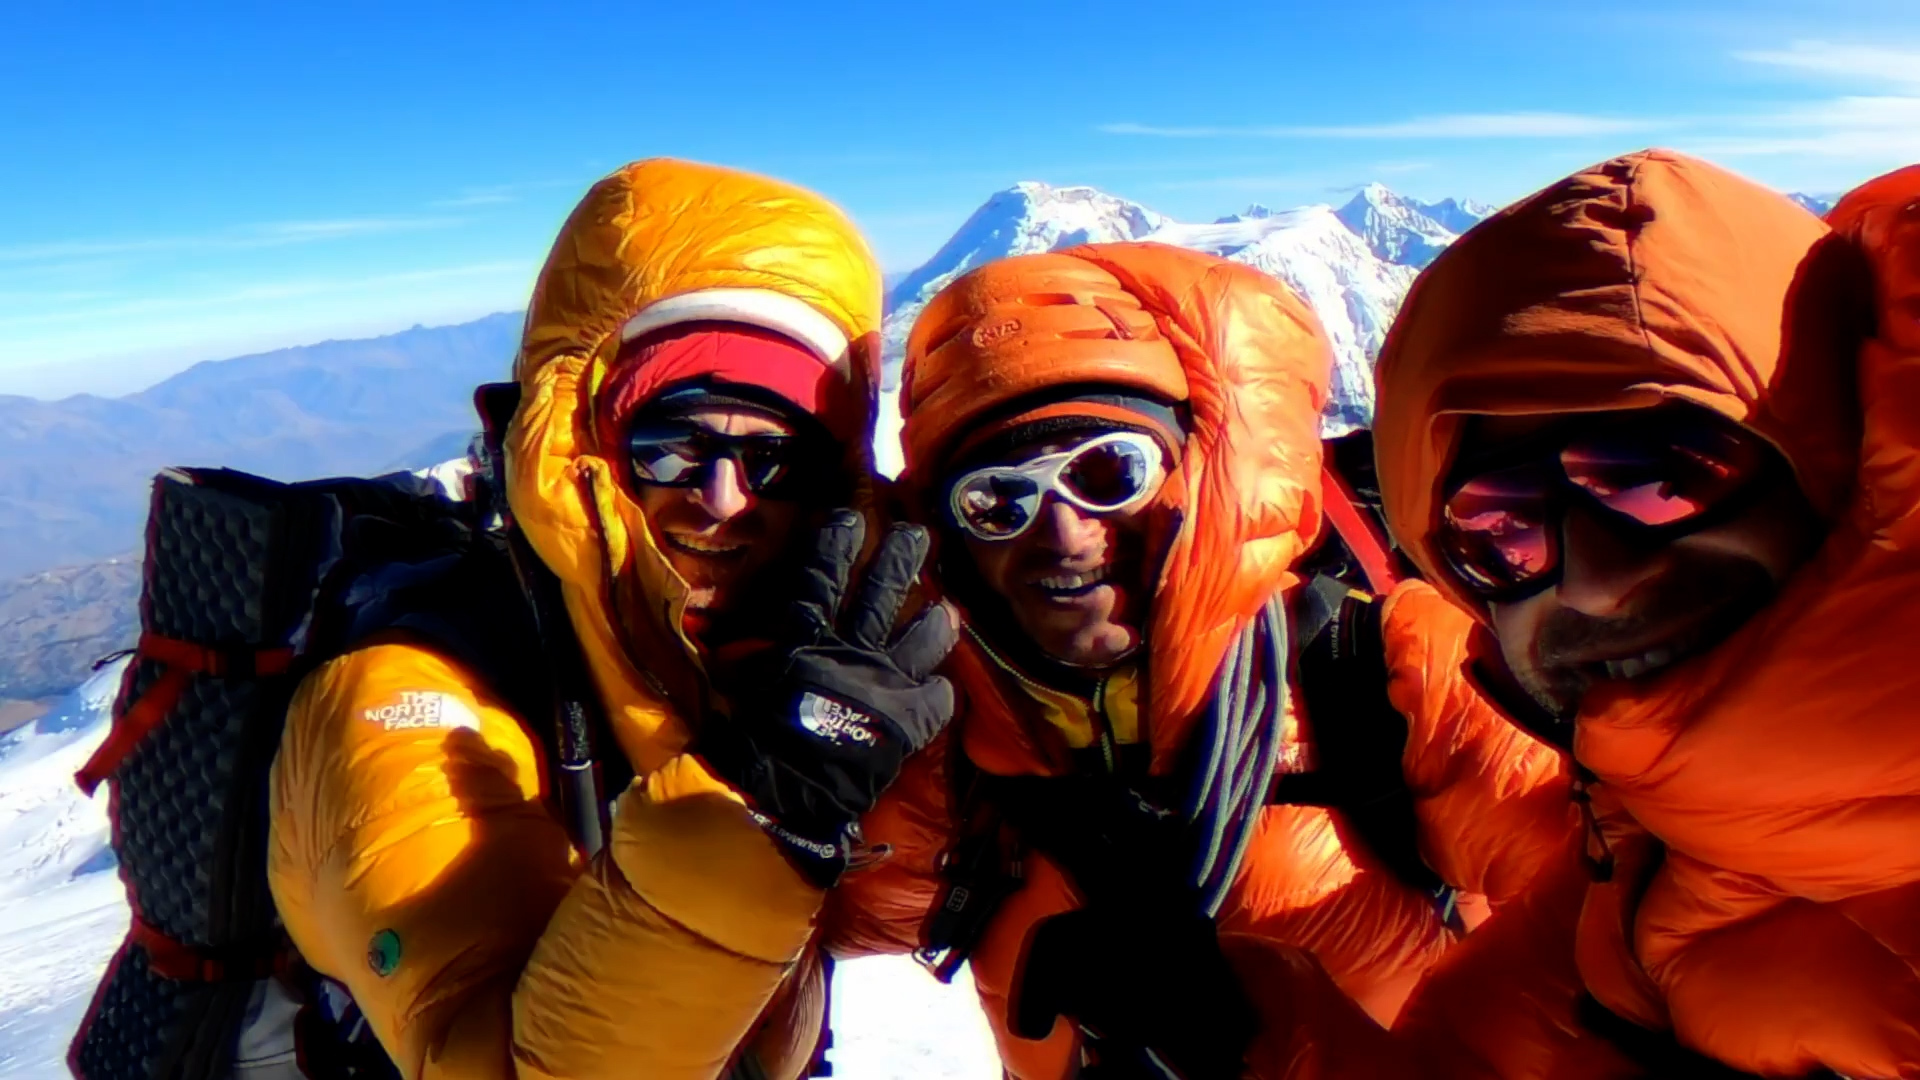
left=823, top=242, right=1581, bottom=1079
left=266, top=158, right=961, bottom=1080
left=1378, top=149, right=1920, bottom=1079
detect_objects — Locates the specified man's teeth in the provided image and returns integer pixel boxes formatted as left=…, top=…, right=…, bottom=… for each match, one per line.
left=667, top=534, right=745, bottom=555
left=1602, top=647, right=1676, bottom=681
left=1038, top=567, right=1109, bottom=591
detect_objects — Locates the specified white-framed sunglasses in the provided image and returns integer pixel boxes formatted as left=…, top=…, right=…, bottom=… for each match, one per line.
left=946, top=431, right=1169, bottom=542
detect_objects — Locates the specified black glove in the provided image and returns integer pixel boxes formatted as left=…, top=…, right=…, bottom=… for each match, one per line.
left=696, top=509, right=959, bottom=888
left=1000, top=775, right=1257, bottom=1080
left=1012, top=901, right=1257, bottom=1080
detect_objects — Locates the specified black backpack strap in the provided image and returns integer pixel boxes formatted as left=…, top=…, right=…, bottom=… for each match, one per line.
left=1276, top=577, right=1464, bottom=933
left=915, top=743, right=1026, bottom=983
left=472, top=381, right=622, bottom=854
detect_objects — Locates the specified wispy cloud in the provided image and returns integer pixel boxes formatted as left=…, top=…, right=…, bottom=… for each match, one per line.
left=428, top=178, right=577, bottom=209
left=0, top=261, right=529, bottom=332
left=1101, top=112, right=1655, bottom=139
left=1735, top=41, right=1920, bottom=89
left=1690, top=41, right=1920, bottom=161
left=1150, top=174, right=1333, bottom=192
left=0, top=216, right=464, bottom=264
left=252, top=217, right=458, bottom=240
left=431, top=192, right=518, bottom=208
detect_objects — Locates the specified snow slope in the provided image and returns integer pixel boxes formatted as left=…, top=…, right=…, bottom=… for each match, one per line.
left=0, top=658, right=1000, bottom=1078
left=0, top=661, right=130, bottom=1079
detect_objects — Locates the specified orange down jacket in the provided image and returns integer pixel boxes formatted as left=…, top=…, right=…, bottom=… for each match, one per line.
left=1376, top=150, right=1920, bottom=1078
left=266, top=158, right=915, bottom=1080
left=844, top=243, right=1579, bottom=1079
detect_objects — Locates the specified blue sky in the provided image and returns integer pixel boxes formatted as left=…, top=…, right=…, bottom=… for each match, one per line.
left=3, top=0, right=1918, bottom=398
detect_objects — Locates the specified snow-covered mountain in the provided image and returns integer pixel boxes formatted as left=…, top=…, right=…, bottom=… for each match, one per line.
left=0, top=656, right=999, bottom=1079
left=874, top=176, right=1837, bottom=467
left=873, top=178, right=1483, bottom=462
left=1789, top=192, right=1837, bottom=216
left=1334, top=183, right=1460, bottom=269
left=1410, top=195, right=1499, bottom=235
left=880, top=182, right=1170, bottom=388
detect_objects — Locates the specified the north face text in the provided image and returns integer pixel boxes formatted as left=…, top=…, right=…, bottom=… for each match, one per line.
left=796, top=692, right=879, bottom=746
left=362, top=691, right=482, bottom=733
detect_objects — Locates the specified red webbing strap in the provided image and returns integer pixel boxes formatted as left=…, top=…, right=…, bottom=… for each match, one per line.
left=1319, top=461, right=1401, bottom=596
left=129, top=916, right=285, bottom=983
left=73, top=633, right=297, bottom=796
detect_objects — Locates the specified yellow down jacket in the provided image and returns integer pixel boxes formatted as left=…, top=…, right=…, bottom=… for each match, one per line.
left=267, top=158, right=890, bottom=1080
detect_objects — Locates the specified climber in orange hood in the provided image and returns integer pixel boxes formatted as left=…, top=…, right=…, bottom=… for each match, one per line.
left=1377, top=150, right=1920, bottom=1078
left=855, top=242, right=1579, bottom=1079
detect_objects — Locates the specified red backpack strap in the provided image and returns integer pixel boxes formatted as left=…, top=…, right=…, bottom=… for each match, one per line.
left=1318, top=461, right=1400, bottom=595
left=128, top=915, right=289, bottom=983
left=74, top=633, right=296, bottom=796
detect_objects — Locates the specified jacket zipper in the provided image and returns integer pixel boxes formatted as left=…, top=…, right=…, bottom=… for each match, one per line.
left=965, top=625, right=1115, bottom=775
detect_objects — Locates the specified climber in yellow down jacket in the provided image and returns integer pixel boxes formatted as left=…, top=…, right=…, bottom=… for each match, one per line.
left=267, top=159, right=959, bottom=1080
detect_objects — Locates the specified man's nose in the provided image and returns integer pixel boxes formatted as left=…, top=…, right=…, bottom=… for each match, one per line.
left=693, top=457, right=752, bottom=522
left=1554, top=502, right=1667, bottom=617
left=1031, top=497, right=1107, bottom=556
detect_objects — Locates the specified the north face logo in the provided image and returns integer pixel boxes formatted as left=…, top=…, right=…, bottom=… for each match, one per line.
left=796, top=692, right=879, bottom=746
left=362, top=691, right=482, bottom=733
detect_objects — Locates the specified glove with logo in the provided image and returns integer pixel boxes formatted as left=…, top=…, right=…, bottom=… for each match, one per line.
left=696, top=509, right=959, bottom=889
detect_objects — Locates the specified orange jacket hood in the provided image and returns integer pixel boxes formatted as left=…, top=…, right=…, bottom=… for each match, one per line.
left=1373, top=148, right=1857, bottom=614
left=504, top=158, right=883, bottom=775
left=900, top=242, right=1333, bottom=771
left=1374, top=153, right=1920, bottom=1076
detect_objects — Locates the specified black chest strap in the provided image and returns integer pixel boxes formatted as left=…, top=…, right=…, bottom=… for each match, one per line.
left=1275, top=576, right=1462, bottom=931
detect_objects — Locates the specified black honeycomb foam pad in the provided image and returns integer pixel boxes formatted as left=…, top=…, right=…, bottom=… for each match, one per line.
left=69, top=942, right=252, bottom=1080
left=73, top=470, right=335, bottom=1080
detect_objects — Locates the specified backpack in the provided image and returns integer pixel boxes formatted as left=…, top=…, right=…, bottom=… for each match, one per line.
left=63, top=383, right=626, bottom=1080
left=63, top=381, right=846, bottom=1080
left=915, top=431, right=1464, bottom=983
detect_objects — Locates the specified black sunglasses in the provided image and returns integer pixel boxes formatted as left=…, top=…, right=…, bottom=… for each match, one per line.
left=626, top=421, right=832, bottom=499
left=1437, top=410, right=1781, bottom=602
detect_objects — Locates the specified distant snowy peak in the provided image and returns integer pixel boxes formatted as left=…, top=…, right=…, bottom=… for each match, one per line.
left=1150, top=206, right=1415, bottom=433
left=1334, top=183, right=1462, bottom=269
left=1788, top=192, right=1837, bottom=216
left=1412, top=196, right=1497, bottom=235
left=1214, top=204, right=1277, bottom=223
left=884, top=182, right=1165, bottom=312
left=879, top=182, right=1168, bottom=389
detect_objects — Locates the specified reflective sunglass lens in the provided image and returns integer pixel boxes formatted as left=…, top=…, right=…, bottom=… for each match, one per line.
left=1561, top=425, right=1760, bottom=528
left=629, top=442, right=703, bottom=485
left=737, top=439, right=796, bottom=490
left=956, top=473, right=1041, bottom=538
left=1440, top=465, right=1556, bottom=591
left=1061, top=439, right=1153, bottom=507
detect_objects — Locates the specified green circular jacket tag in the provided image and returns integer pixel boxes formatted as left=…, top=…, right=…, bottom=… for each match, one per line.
left=367, top=929, right=401, bottom=977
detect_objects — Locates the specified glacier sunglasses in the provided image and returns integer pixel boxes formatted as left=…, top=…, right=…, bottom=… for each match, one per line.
left=625, top=420, right=831, bottom=500
left=946, top=431, right=1169, bottom=542
left=1436, top=409, right=1779, bottom=602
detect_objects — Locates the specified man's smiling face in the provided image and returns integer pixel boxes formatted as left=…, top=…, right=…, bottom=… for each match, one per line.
left=631, top=405, right=808, bottom=615
left=957, top=434, right=1163, bottom=669
left=1456, top=409, right=1827, bottom=717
